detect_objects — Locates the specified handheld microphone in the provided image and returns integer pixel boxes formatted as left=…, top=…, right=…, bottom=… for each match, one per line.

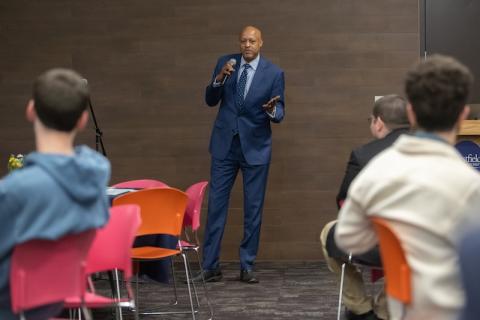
left=222, top=58, right=237, bottom=84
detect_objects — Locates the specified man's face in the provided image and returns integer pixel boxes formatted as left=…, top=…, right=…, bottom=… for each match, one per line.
left=239, top=27, right=263, bottom=62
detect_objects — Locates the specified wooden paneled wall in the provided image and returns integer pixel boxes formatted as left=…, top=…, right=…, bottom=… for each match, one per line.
left=0, top=0, right=419, bottom=260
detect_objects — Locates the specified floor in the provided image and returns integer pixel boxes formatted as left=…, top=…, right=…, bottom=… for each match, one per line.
left=90, top=261, right=362, bottom=320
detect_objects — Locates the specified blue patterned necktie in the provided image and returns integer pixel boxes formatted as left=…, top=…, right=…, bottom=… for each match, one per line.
left=236, top=64, right=251, bottom=107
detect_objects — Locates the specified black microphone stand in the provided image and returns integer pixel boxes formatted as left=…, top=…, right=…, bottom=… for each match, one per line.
left=87, top=95, right=107, bottom=157
left=86, top=84, right=116, bottom=295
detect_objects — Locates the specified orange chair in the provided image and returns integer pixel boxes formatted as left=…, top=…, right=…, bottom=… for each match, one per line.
left=371, top=217, right=412, bottom=319
left=112, top=188, right=197, bottom=319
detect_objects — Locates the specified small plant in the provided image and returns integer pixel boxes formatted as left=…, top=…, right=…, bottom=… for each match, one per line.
left=7, top=154, right=24, bottom=172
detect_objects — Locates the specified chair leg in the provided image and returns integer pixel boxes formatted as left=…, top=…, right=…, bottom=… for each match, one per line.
left=131, top=296, right=140, bottom=320
left=81, top=306, right=92, bottom=320
left=194, top=247, right=214, bottom=319
left=125, top=277, right=140, bottom=320
left=135, top=270, right=140, bottom=312
left=170, top=257, right=179, bottom=305
left=185, top=250, right=201, bottom=308
left=181, top=253, right=197, bottom=320
left=132, top=307, right=140, bottom=320
left=114, top=269, right=124, bottom=320
left=337, top=253, right=354, bottom=320
left=337, top=261, right=346, bottom=320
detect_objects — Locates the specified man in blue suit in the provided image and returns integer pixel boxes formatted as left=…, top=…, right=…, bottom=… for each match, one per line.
left=194, top=26, right=285, bottom=284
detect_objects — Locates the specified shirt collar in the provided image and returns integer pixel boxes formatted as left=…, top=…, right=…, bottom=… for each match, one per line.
left=414, top=130, right=449, bottom=144
left=240, top=54, right=260, bottom=71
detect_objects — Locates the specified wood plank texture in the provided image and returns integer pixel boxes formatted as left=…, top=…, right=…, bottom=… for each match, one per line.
left=0, top=0, right=420, bottom=260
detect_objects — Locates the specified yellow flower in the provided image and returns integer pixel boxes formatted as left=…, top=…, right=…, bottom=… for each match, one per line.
left=7, top=154, right=24, bottom=172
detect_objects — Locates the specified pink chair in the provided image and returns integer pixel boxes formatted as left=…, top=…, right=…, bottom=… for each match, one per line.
left=112, top=179, right=169, bottom=189
left=64, top=204, right=141, bottom=320
left=10, top=230, right=96, bottom=320
left=177, top=181, right=213, bottom=318
left=180, top=181, right=208, bottom=252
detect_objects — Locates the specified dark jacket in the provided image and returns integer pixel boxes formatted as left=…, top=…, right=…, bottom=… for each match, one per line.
left=336, top=127, right=410, bottom=208
left=327, top=127, right=409, bottom=265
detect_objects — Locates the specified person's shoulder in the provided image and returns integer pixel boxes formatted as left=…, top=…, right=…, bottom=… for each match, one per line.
left=1, top=166, right=45, bottom=190
left=75, top=146, right=110, bottom=170
left=360, top=136, right=391, bottom=151
left=355, top=130, right=408, bottom=160
left=260, top=56, right=283, bottom=73
left=0, top=166, right=49, bottom=210
left=352, top=138, right=388, bottom=165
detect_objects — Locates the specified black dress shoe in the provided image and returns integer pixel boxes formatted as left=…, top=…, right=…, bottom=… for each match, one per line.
left=190, top=268, right=223, bottom=283
left=345, top=309, right=379, bottom=320
left=238, top=269, right=259, bottom=284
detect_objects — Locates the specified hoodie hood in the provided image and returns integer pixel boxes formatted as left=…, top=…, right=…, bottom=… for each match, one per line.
left=24, top=146, right=110, bottom=204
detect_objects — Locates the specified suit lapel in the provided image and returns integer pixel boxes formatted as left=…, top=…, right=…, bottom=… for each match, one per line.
left=244, top=56, right=265, bottom=108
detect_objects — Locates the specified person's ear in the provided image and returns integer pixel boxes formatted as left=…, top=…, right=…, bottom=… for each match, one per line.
left=76, top=110, right=89, bottom=131
left=406, top=104, right=417, bottom=128
left=375, top=117, right=385, bottom=131
left=459, top=105, right=470, bottom=123
left=25, top=100, right=36, bottom=123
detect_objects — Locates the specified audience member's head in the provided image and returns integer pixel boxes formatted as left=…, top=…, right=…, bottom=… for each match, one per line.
left=30, top=68, right=89, bottom=132
left=405, top=54, right=473, bottom=132
left=370, top=94, right=409, bottom=139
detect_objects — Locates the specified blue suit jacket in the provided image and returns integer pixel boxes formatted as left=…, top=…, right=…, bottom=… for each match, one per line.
left=205, top=54, right=285, bottom=165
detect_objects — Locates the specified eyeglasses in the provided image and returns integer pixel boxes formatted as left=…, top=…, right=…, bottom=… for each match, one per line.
left=367, top=116, right=375, bottom=123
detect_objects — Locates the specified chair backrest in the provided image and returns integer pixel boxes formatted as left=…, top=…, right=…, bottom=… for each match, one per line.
left=86, top=205, right=141, bottom=279
left=112, top=179, right=169, bottom=189
left=371, top=217, right=412, bottom=304
left=10, top=230, right=96, bottom=314
left=113, top=188, right=188, bottom=237
left=183, top=181, right=208, bottom=231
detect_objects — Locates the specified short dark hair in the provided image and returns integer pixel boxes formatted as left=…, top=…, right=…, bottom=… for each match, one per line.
left=33, top=68, right=89, bottom=132
left=405, top=55, right=473, bottom=131
left=373, top=94, right=409, bottom=129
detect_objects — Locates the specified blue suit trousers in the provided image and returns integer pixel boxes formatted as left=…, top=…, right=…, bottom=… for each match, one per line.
left=202, top=135, right=269, bottom=271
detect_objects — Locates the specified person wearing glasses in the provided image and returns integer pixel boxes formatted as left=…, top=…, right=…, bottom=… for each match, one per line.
left=336, top=55, right=480, bottom=320
left=321, top=94, right=410, bottom=320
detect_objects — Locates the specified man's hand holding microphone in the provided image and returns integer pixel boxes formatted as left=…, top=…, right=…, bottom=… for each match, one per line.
left=215, top=59, right=237, bottom=84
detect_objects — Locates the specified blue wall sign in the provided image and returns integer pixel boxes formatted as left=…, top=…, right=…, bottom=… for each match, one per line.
left=455, top=140, right=480, bottom=171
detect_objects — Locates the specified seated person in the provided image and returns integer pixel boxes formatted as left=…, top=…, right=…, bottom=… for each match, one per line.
left=0, top=68, right=111, bottom=320
left=321, top=94, right=410, bottom=320
left=335, top=55, right=480, bottom=320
